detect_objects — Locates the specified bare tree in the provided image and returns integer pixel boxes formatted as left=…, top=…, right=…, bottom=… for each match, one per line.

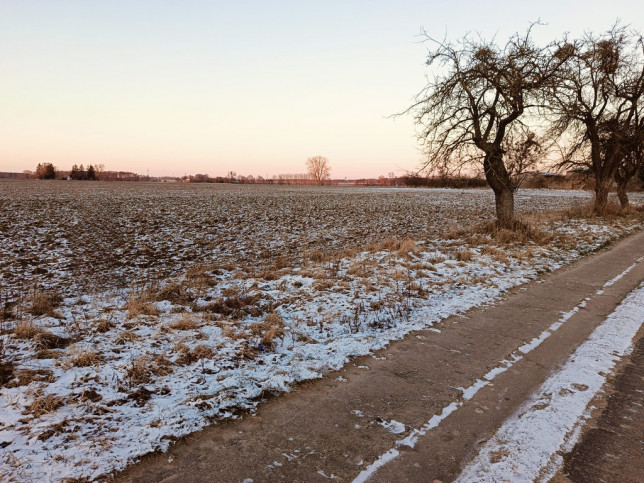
left=407, top=25, right=568, bottom=225
left=547, top=26, right=644, bottom=212
left=306, top=156, right=331, bottom=185
left=614, top=123, right=644, bottom=209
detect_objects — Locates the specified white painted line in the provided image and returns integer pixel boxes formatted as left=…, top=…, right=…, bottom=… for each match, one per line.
left=352, top=259, right=642, bottom=483
left=456, top=283, right=644, bottom=482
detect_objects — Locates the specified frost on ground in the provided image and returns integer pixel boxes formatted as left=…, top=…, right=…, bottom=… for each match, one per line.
left=456, top=283, right=644, bottom=483
left=0, top=183, right=643, bottom=481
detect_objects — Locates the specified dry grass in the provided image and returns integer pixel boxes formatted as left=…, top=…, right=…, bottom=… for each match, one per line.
left=115, top=331, right=141, bottom=344
left=13, top=320, right=44, bottom=339
left=95, top=319, right=115, bottom=333
left=124, top=297, right=160, bottom=319
left=249, top=312, right=286, bottom=350
left=28, top=289, right=62, bottom=317
left=455, top=249, right=474, bottom=262
left=168, top=314, right=199, bottom=331
left=72, top=350, right=104, bottom=367
left=128, top=356, right=151, bottom=385
left=173, top=342, right=215, bottom=365
left=9, top=369, right=54, bottom=387
left=397, top=238, right=421, bottom=258
left=481, top=245, right=509, bottom=263
left=25, top=393, right=65, bottom=418
left=526, top=201, right=644, bottom=226
left=14, top=321, right=70, bottom=349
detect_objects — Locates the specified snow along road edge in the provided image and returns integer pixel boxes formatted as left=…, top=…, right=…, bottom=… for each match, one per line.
left=455, top=281, right=644, bottom=482
left=352, top=257, right=642, bottom=483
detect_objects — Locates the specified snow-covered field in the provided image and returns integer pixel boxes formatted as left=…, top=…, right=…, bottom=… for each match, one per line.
left=0, top=181, right=611, bottom=299
left=1, top=181, right=642, bottom=481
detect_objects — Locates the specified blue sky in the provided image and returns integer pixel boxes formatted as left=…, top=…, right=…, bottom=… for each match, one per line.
left=1, top=1, right=642, bottom=178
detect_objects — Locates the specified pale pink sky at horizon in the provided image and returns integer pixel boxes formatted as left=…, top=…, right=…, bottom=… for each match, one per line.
left=1, top=1, right=642, bottom=178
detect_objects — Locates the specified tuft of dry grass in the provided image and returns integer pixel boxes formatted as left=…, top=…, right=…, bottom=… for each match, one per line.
left=249, top=312, right=286, bottom=350
left=128, top=355, right=151, bottom=385
left=13, top=320, right=44, bottom=339
left=72, top=350, right=104, bottom=367
left=26, top=393, right=65, bottom=418
left=154, top=282, right=193, bottom=305
left=168, top=314, right=199, bottom=331
left=124, top=297, right=160, bottom=319
left=28, top=288, right=62, bottom=317
left=115, top=331, right=141, bottom=345
left=13, top=321, right=70, bottom=349
left=455, top=249, right=474, bottom=262
left=474, top=219, right=554, bottom=246
left=397, top=238, right=421, bottom=258
left=174, top=343, right=215, bottom=365
left=95, top=319, right=115, bottom=333
left=8, top=368, right=54, bottom=387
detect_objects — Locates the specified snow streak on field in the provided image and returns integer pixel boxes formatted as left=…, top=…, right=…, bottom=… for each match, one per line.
left=0, top=181, right=642, bottom=481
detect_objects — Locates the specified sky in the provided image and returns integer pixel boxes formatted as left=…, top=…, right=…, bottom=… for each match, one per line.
left=1, top=1, right=642, bottom=179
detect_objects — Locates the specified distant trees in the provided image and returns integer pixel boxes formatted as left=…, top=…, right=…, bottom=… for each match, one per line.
left=35, top=163, right=56, bottom=180
left=407, top=25, right=569, bottom=225
left=69, top=164, right=98, bottom=180
left=306, top=156, right=331, bottom=185
left=86, top=164, right=96, bottom=180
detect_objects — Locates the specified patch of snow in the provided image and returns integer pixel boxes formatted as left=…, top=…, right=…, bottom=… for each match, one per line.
left=456, top=283, right=644, bottom=482
left=379, top=419, right=406, bottom=434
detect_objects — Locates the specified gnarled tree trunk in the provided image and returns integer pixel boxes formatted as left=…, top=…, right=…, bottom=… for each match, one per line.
left=614, top=165, right=636, bottom=212
left=616, top=187, right=630, bottom=210
left=593, top=177, right=611, bottom=214
left=484, top=151, right=515, bottom=226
